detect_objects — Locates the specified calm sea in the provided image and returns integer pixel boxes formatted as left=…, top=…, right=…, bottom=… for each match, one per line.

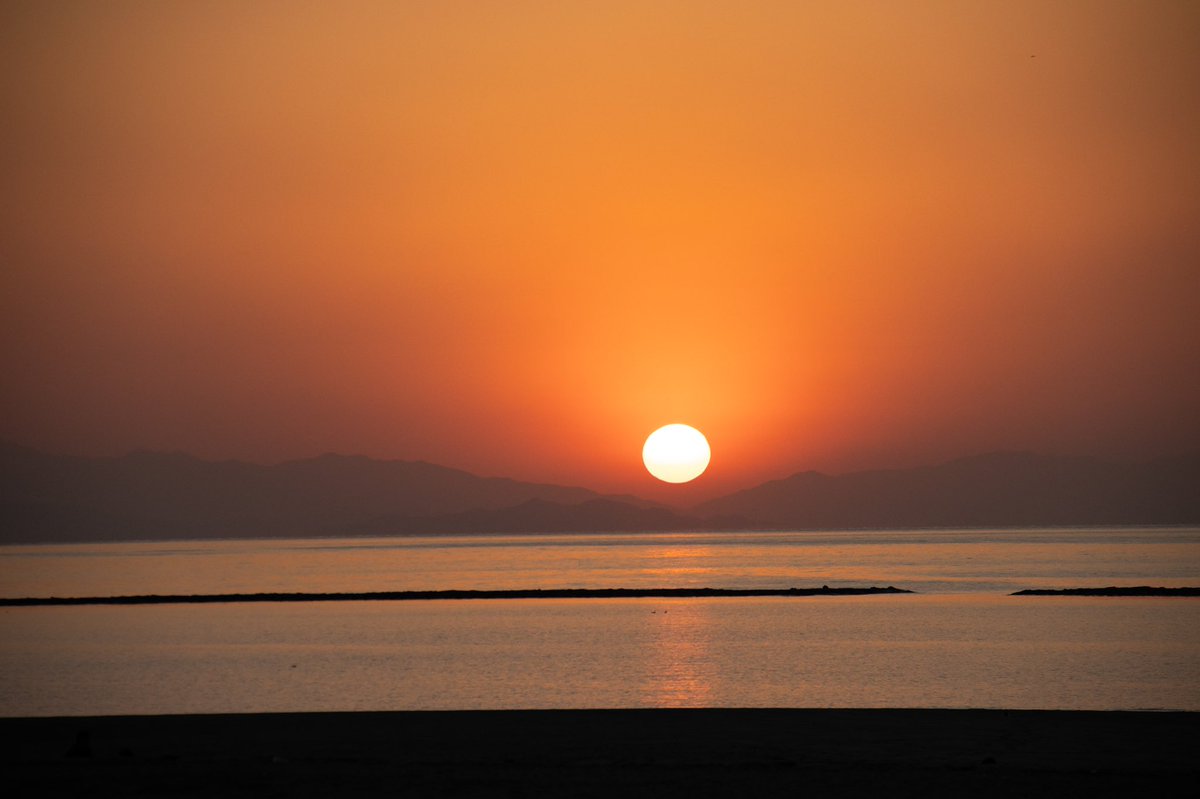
left=2, top=528, right=1198, bottom=715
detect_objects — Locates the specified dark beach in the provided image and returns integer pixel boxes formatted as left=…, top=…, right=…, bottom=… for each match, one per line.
left=3, top=709, right=1195, bottom=797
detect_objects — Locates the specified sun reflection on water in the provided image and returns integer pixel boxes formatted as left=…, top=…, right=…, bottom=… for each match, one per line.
left=641, top=600, right=716, bottom=707
left=637, top=544, right=719, bottom=583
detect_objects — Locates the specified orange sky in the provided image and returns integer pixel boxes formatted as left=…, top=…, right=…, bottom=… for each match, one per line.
left=2, top=1, right=1198, bottom=501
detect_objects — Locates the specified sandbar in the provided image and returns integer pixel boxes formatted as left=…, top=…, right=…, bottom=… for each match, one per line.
left=0, top=586, right=912, bottom=606
left=1012, top=586, right=1200, bottom=596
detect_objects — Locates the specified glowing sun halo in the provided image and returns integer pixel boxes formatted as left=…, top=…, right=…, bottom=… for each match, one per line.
left=642, top=424, right=711, bottom=483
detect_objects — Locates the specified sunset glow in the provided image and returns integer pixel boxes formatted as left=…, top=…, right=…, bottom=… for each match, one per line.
left=2, top=4, right=1198, bottom=784
left=1, top=2, right=1197, bottom=500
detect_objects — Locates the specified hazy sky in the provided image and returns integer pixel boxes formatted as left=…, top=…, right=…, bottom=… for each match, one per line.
left=3, top=1, right=1198, bottom=499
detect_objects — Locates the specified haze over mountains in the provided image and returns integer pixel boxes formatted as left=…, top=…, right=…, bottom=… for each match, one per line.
left=695, top=452, right=1200, bottom=530
left=1, top=442, right=1197, bottom=543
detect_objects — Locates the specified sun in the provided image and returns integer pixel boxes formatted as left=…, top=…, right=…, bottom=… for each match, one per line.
left=642, top=424, right=711, bottom=483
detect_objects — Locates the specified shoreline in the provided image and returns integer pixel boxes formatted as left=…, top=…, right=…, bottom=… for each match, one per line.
left=4, top=524, right=1197, bottom=548
left=2, top=709, right=1195, bottom=797
left=1012, top=586, right=1200, bottom=596
left=0, top=586, right=912, bottom=606
left=6, top=585, right=1199, bottom=606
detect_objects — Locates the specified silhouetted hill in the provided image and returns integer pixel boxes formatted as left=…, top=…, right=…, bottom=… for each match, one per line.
left=694, top=452, right=1200, bottom=529
left=0, top=443, right=671, bottom=543
left=2, top=444, right=1196, bottom=543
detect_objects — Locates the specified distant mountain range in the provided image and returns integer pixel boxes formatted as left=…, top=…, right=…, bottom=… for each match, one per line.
left=694, top=451, right=1200, bottom=529
left=0, top=442, right=689, bottom=542
left=1, top=442, right=1196, bottom=543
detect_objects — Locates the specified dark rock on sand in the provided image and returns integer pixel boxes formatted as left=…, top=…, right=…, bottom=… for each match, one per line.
left=64, top=730, right=91, bottom=758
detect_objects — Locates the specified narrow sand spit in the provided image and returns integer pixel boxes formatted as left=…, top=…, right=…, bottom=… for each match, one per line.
left=0, top=586, right=913, bottom=606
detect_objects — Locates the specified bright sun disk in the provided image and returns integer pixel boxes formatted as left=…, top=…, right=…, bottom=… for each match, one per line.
left=642, top=424, right=710, bottom=483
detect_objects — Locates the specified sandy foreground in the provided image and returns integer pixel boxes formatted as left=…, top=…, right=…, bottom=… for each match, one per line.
left=2, top=709, right=1196, bottom=797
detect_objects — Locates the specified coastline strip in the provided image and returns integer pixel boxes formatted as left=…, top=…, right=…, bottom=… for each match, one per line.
left=1, top=709, right=1195, bottom=796
left=0, top=586, right=911, bottom=607
left=1012, top=586, right=1200, bottom=596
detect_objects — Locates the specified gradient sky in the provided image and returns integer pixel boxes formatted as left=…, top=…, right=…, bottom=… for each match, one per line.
left=2, top=1, right=1198, bottom=501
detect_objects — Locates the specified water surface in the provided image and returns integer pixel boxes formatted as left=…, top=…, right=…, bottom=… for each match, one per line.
left=3, top=528, right=1196, bottom=597
left=2, top=528, right=1197, bottom=715
left=2, top=596, right=1196, bottom=715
